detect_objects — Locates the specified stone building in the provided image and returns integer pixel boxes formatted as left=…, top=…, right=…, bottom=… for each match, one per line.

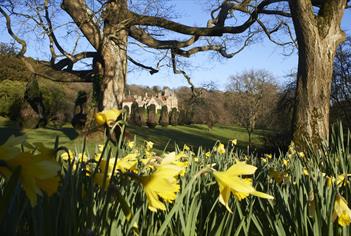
left=122, top=88, right=178, bottom=113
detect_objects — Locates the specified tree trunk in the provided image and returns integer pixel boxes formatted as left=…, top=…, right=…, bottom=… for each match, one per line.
left=100, top=36, right=128, bottom=110
left=289, top=0, right=346, bottom=151
left=292, top=40, right=335, bottom=149
left=99, top=0, right=129, bottom=110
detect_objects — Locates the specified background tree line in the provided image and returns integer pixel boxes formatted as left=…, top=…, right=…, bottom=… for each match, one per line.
left=1, top=34, right=351, bottom=144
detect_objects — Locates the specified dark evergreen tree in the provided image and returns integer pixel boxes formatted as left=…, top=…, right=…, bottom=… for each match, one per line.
left=139, top=106, right=146, bottom=126
left=24, top=78, right=47, bottom=127
left=178, top=109, right=186, bottom=125
left=159, top=105, right=169, bottom=127
left=147, top=104, right=157, bottom=128
left=169, top=108, right=178, bottom=126
left=130, top=101, right=139, bottom=125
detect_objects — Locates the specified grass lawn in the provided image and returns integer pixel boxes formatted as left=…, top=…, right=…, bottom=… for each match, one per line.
left=0, top=116, right=270, bottom=153
left=127, top=124, right=268, bottom=152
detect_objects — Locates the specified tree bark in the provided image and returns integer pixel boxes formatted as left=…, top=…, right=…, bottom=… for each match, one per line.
left=289, top=0, right=346, bottom=151
left=99, top=0, right=129, bottom=110
left=99, top=36, right=128, bottom=110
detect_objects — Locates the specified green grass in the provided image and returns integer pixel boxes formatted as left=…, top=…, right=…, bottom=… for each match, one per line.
left=0, top=116, right=100, bottom=153
left=0, top=116, right=269, bottom=153
left=127, top=124, right=268, bottom=152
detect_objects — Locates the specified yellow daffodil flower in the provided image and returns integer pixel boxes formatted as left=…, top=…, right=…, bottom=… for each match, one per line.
left=264, top=154, right=272, bottom=159
left=214, top=143, right=226, bottom=155
left=127, top=141, right=135, bottom=149
left=97, top=144, right=104, bottom=152
left=94, top=158, right=116, bottom=190
left=268, top=169, right=289, bottom=184
left=77, top=153, right=89, bottom=162
left=116, top=153, right=138, bottom=173
left=213, top=161, right=274, bottom=212
left=141, top=164, right=182, bottom=212
left=60, top=150, right=74, bottom=161
left=160, top=152, right=188, bottom=176
left=288, top=141, right=296, bottom=155
left=145, top=141, right=154, bottom=151
left=283, top=159, right=289, bottom=167
left=326, top=176, right=334, bottom=188
left=176, top=151, right=187, bottom=160
left=0, top=137, right=60, bottom=206
left=95, top=108, right=122, bottom=126
left=333, top=194, right=351, bottom=227
left=231, top=139, right=237, bottom=146
left=303, top=168, right=309, bottom=176
left=205, top=151, right=211, bottom=158
left=336, top=174, right=351, bottom=187
left=183, top=144, right=190, bottom=151
left=326, top=174, right=351, bottom=187
left=297, top=152, right=305, bottom=159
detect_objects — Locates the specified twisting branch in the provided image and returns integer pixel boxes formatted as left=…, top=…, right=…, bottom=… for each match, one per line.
left=171, top=50, right=196, bottom=95
left=44, top=0, right=74, bottom=61
left=0, top=6, right=27, bottom=56
left=54, top=51, right=98, bottom=70
left=257, top=20, right=293, bottom=47
left=173, top=33, right=254, bottom=58
left=129, top=26, right=199, bottom=49
left=61, top=0, right=102, bottom=49
left=127, top=56, right=159, bottom=74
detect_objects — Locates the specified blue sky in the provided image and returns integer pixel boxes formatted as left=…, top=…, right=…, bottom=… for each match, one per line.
left=0, top=0, right=350, bottom=90
left=128, top=0, right=351, bottom=89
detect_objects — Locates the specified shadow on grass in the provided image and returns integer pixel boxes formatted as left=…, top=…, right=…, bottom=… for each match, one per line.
left=127, top=125, right=219, bottom=151
left=0, top=120, right=24, bottom=145
left=127, top=124, right=275, bottom=155
left=46, top=127, right=79, bottom=140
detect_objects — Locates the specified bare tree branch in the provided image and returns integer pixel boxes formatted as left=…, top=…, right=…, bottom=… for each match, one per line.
left=54, top=51, right=97, bottom=70
left=257, top=20, right=293, bottom=47
left=127, top=56, right=159, bottom=74
left=44, top=0, right=74, bottom=61
left=0, top=6, right=27, bottom=56
left=61, top=0, right=102, bottom=49
left=129, top=26, right=199, bottom=49
left=171, top=50, right=196, bottom=94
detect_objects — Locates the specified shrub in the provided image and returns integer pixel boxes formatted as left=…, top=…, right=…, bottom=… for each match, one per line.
left=184, top=110, right=193, bottom=125
left=147, top=104, right=157, bottom=128
left=0, top=80, right=25, bottom=117
left=0, top=55, right=31, bottom=82
left=178, top=109, right=186, bottom=125
left=159, top=105, right=169, bottom=127
left=206, top=111, right=215, bottom=129
left=129, top=101, right=139, bottom=125
left=169, top=108, right=179, bottom=126
left=39, top=83, right=75, bottom=127
left=139, top=106, right=147, bottom=126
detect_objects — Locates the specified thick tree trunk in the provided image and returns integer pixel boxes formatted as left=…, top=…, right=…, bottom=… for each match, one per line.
left=292, top=41, right=335, bottom=149
left=99, top=0, right=129, bottom=110
left=289, top=0, right=346, bottom=151
left=100, top=35, right=128, bottom=110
